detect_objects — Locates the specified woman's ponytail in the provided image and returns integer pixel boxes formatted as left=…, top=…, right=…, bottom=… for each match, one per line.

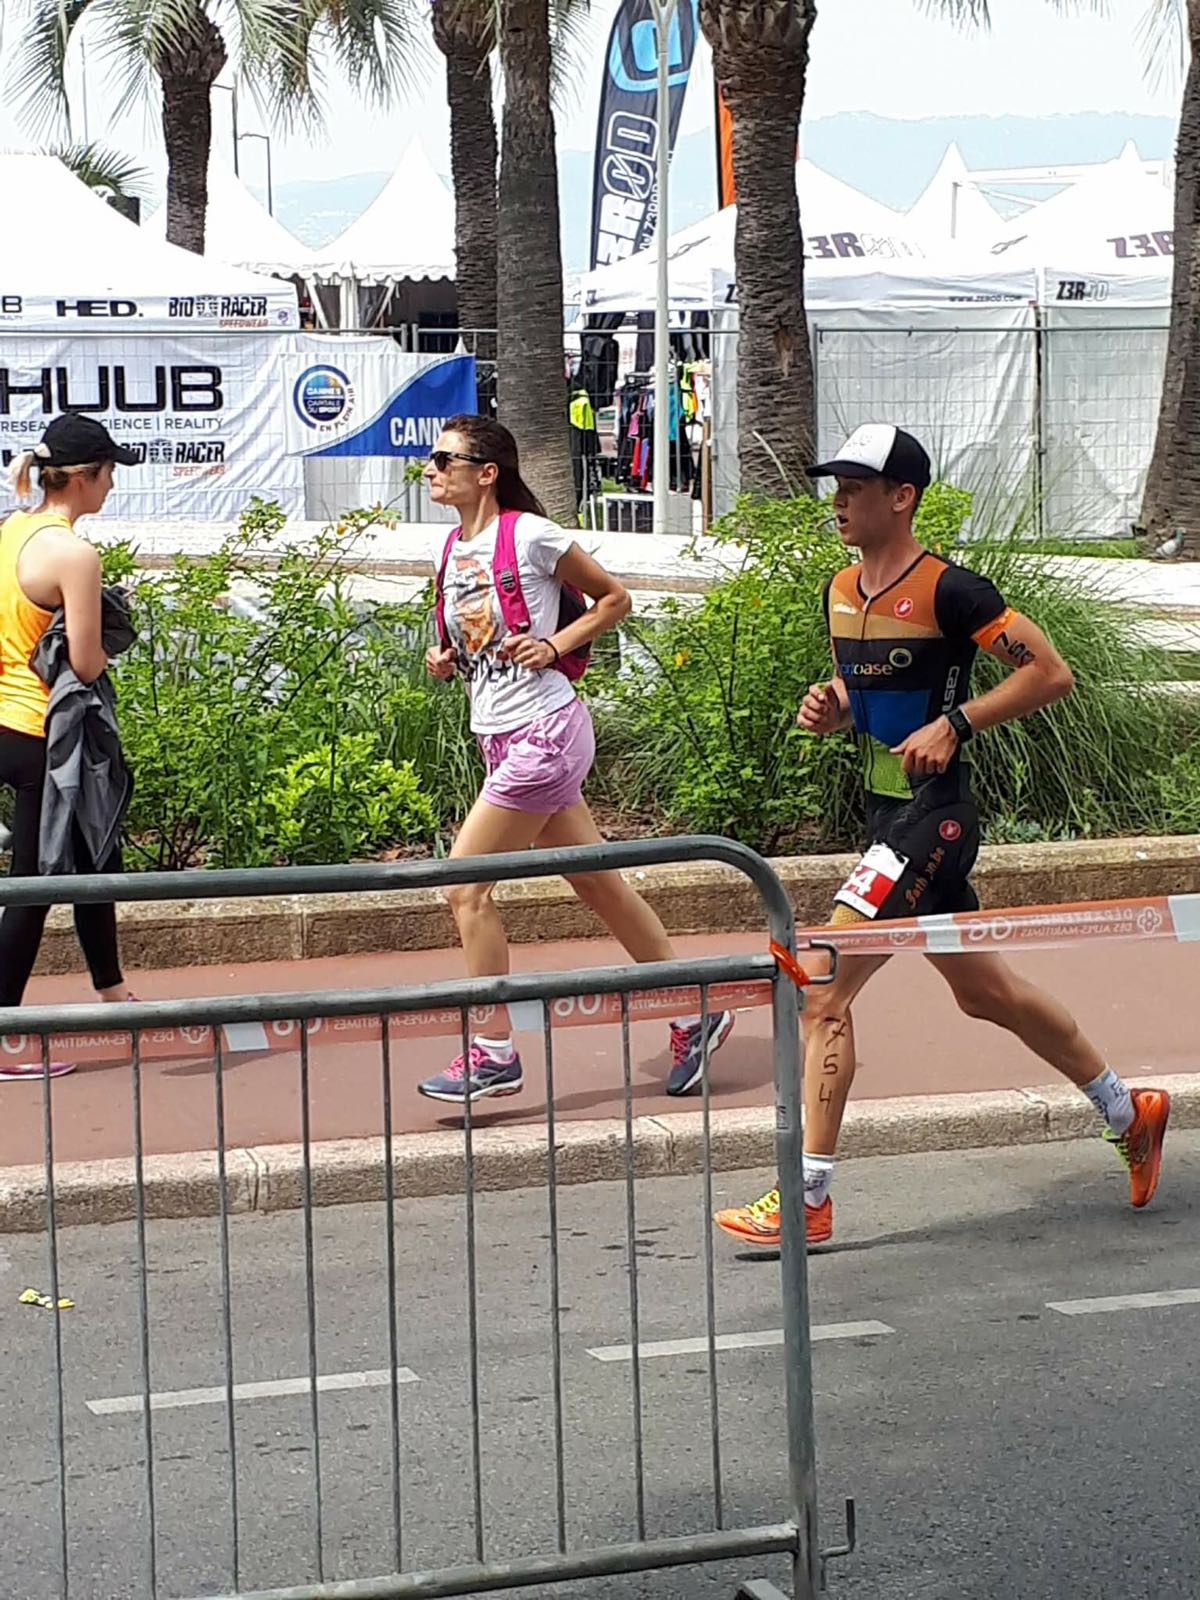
left=443, top=414, right=548, bottom=519
left=10, top=450, right=35, bottom=500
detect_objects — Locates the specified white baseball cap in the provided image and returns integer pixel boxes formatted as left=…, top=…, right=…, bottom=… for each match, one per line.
left=808, top=424, right=932, bottom=489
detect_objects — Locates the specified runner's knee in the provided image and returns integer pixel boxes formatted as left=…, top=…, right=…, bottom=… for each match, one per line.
left=444, top=880, right=496, bottom=920
left=564, top=869, right=625, bottom=914
left=949, top=966, right=1016, bottom=1023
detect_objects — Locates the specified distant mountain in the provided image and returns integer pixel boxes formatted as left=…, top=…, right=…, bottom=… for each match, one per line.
left=272, top=170, right=390, bottom=248
left=267, top=111, right=1180, bottom=275
left=805, top=111, right=1178, bottom=211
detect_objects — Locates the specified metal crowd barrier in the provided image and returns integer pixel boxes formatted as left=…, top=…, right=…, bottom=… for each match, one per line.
left=0, top=837, right=852, bottom=1600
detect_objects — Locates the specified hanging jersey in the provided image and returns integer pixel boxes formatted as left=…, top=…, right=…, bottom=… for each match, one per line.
left=0, top=509, right=65, bottom=739
left=824, top=551, right=1012, bottom=801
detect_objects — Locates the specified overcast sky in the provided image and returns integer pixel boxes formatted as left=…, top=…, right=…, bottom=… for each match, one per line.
left=0, top=0, right=1183, bottom=192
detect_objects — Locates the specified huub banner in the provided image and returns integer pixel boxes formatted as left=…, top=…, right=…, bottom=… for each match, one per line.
left=0, top=335, right=303, bottom=520
left=589, top=0, right=699, bottom=270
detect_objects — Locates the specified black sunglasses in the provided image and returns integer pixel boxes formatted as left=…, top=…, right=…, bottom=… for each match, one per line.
left=429, top=450, right=490, bottom=472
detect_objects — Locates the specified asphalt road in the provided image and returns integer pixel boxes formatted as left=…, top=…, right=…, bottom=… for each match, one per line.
left=1, top=1133, right=1197, bottom=1600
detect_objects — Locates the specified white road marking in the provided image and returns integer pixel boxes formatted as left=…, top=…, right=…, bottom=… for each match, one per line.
left=1047, top=1289, right=1200, bottom=1317
left=87, top=1366, right=419, bottom=1416
left=587, top=1321, right=893, bottom=1362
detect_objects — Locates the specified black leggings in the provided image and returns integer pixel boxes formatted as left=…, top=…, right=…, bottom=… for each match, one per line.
left=0, top=727, right=124, bottom=1006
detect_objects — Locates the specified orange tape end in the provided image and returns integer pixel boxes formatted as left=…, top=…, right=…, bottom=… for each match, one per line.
left=770, top=940, right=811, bottom=988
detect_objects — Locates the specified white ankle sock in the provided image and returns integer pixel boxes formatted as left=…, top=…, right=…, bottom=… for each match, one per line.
left=475, top=1035, right=515, bottom=1062
left=802, top=1153, right=835, bottom=1209
left=1082, top=1068, right=1134, bottom=1135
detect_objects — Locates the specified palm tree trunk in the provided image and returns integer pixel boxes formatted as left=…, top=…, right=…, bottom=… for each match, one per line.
left=701, top=2, right=815, bottom=497
left=161, top=70, right=214, bottom=254
left=159, top=5, right=226, bottom=256
left=1140, top=0, right=1200, bottom=552
left=497, top=0, right=576, bottom=524
left=441, top=38, right=498, bottom=350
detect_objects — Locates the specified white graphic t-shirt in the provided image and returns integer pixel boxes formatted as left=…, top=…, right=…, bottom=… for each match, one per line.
left=434, top=513, right=580, bottom=736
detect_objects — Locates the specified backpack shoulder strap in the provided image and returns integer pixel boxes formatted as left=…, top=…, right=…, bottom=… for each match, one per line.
left=433, top=525, right=461, bottom=648
left=492, top=510, right=532, bottom=636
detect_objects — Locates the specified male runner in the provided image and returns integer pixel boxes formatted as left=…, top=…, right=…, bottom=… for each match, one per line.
left=714, top=424, right=1170, bottom=1249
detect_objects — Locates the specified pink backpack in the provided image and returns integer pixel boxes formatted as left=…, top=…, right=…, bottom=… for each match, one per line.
left=434, top=510, right=591, bottom=682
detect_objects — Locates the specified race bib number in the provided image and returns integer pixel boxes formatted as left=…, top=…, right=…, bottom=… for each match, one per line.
left=834, top=843, right=909, bottom=919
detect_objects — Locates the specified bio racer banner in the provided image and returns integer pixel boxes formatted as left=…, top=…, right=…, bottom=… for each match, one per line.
left=285, top=349, right=477, bottom=459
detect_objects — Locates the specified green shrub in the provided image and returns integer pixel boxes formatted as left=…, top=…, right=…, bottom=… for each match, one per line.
left=100, top=501, right=464, bottom=868
left=261, top=735, right=437, bottom=865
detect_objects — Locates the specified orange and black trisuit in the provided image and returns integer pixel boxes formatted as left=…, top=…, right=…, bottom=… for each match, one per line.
left=824, top=550, right=1013, bottom=919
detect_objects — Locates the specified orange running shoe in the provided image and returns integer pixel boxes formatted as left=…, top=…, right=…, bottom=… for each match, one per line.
left=1104, top=1087, right=1170, bottom=1209
left=713, top=1186, right=833, bottom=1248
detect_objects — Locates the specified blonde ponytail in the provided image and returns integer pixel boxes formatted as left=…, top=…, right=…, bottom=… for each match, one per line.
left=10, top=450, right=36, bottom=500
left=9, top=443, right=90, bottom=502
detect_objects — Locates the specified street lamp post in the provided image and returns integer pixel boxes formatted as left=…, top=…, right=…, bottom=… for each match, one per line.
left=213, top=82, right=240, bottom=174
left=649, top=0, right=677, bottom=538
left=238, top=131, right=274, bottom=216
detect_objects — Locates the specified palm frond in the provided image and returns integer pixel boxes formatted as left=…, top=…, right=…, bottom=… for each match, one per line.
left=323, top=0, right=425, bottom=101
left=266, top=0, right=423, bottom=131
left=549, top=0, right=593, bottom=107
left=1137, top=0, right=1184, bottom=94
left=8, top=0, right=98, bottom=140
left=52, top=140, right=153, bottom=197
left=914, top=0, right=991, bottom=25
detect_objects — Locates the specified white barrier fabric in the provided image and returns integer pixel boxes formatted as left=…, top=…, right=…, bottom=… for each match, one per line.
left=1041, top=302, right=1168, bottom=539
left=709, top=305, right=1038, bottom=521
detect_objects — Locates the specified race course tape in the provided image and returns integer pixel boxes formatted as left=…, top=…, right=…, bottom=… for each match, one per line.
left=5, top=891, right=1196, bottom=1069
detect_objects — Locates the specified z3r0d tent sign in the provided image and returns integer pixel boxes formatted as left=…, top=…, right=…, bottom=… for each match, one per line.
left=284, top=346, right=477, bottom=459
left=0, top=335, right=304, bottom=521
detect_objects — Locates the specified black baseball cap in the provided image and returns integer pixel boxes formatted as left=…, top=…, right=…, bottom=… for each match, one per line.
left=32, top=414, right=140, bottom=468
left=808, top=424, right=932, bottom=489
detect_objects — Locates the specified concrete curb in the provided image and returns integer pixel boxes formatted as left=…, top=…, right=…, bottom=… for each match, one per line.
left=3, top=1073, right=1195, bottom=1232
left=31, top=835, right=1200, bottom=976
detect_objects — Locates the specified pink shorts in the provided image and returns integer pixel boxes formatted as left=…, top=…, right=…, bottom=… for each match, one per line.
left=479, top=698, right=596, bottom=815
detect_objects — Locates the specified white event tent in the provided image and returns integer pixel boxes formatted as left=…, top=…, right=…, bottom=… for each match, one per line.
left=295, top=142, right=456, bottom=328
left=580, top=158, right=1039, bottom=521
left=0, top=152, right=299, bottom=330
left=997, top=144, right=1178, bottom=537
left=905, top=143, right=1004, bottom=249
left=582, top=159, right=948, bottom=314
left=144, top=160, right=308, bottom=278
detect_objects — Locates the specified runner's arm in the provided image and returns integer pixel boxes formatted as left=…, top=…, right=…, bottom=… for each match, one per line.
left=959, top=609, right=1074, bottom=733
left=59, top=540, right=107, bottom=684
left=892, top=610, right=1072, bottom=777
left=505, top=543, right=630, bottom=670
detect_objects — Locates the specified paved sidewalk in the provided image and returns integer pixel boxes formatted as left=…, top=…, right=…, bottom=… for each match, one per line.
left=1, top=928, right=1190, bottom=1169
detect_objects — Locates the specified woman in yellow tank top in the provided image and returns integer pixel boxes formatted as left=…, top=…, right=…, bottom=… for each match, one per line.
left=0, top=414, right=140, bottom=1079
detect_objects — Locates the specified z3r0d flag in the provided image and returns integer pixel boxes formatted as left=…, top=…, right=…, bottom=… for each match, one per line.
left=590, top=0, right=699, bottom=270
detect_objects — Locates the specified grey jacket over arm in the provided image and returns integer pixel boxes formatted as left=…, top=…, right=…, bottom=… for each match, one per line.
left=30, top=585, right=136, bottom=875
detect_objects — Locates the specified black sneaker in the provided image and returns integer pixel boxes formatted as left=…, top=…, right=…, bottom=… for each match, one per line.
left=666, top=1011, right=735, bottom=1096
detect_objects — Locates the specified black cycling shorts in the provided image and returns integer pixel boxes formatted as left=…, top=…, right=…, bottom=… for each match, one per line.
left=833, top=788, right=981, bottom=922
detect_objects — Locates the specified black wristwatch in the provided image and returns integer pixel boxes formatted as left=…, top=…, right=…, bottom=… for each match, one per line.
left=946, top=706, right=975, bottom=744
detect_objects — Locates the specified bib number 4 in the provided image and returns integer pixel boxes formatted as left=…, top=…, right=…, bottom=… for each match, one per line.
left=834, top=843, right=909, bottom=919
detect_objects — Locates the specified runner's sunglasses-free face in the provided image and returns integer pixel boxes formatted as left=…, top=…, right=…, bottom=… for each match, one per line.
left=429, top=450, right=489, bottom=472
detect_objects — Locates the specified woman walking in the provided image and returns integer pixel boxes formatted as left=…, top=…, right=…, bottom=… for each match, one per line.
left=419, top=415, right=732, bottom=1104
left=0, top=415, right=138, bottom=1079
